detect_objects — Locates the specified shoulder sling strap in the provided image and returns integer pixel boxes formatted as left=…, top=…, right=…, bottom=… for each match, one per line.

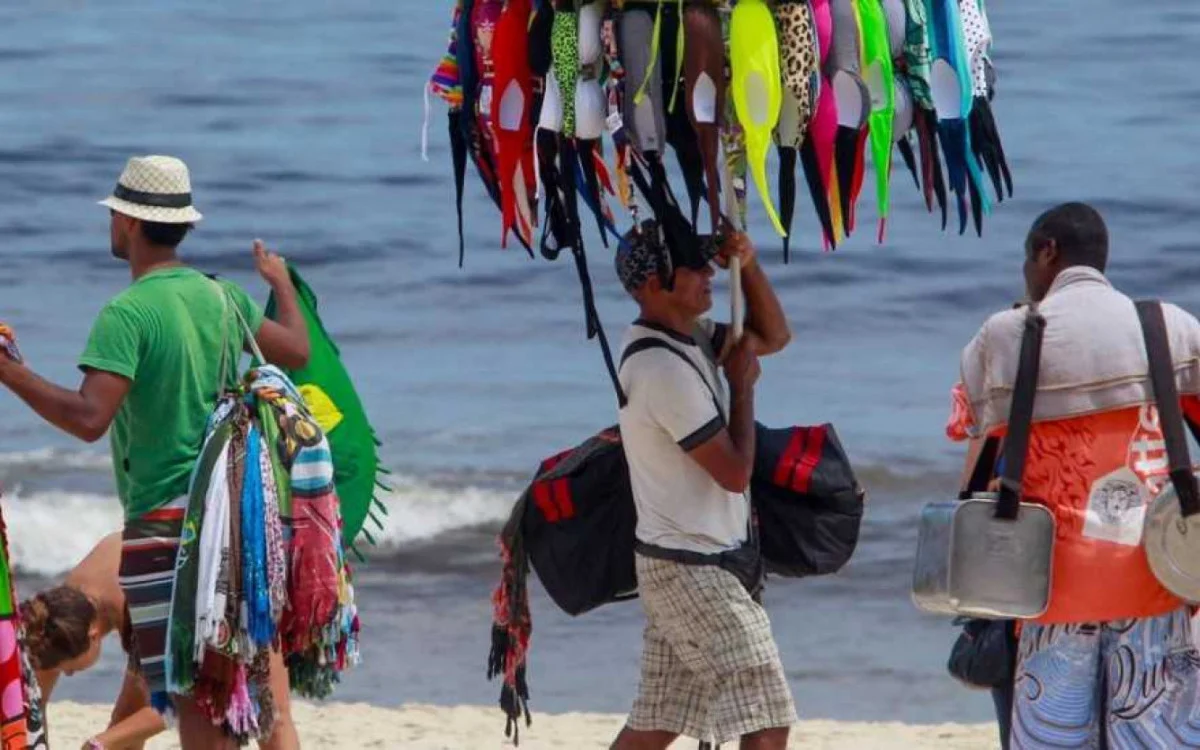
left=619, top=337, right=725, bottom=422
left=994, top=308, right=1046, bottom=521
left=1136, top=300, right=1200, bottom=518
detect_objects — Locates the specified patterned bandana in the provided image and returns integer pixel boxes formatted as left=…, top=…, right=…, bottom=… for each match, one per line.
left=615, top=219, right=718, bottom=292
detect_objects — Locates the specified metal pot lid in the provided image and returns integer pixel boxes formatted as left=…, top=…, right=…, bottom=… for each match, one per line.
left=1144, top=483, right=1200, bottom=603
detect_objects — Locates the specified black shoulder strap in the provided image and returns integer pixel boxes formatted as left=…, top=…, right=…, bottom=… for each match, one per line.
left=959, top=436, right=1001, bottom=500
left=996, top=310, right=1046, bottom=520
left=619, top=337, right=725, bottom=421
left=1136, top=300, right=1200, bottom=518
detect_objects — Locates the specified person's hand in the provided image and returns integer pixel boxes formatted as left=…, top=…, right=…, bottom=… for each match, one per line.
left=722, top=337, right=760, bottom=394
left=253, top=239, right=291, bottom=291
left=713, top=230, right=757, bottom=271
left=0, top=323, right=22, bottom=365
left=81, top=737, right=105, bottom=750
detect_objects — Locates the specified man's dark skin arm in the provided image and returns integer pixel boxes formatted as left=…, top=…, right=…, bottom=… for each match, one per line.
left=0, top=241, right=309, bottom=444
left=0, top=364, right=130, bottom=443
left=250, top=240, right=310, bottom=369
left=714, top=232, right=791, bottom=359
left=687, top=338, right=760, bottom=492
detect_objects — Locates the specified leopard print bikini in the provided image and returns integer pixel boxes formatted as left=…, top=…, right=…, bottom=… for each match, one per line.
left=775, top=0, right=820, bottom=149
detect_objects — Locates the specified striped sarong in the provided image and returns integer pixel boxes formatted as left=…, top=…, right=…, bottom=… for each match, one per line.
left=118, top=497, right=187, bottom=700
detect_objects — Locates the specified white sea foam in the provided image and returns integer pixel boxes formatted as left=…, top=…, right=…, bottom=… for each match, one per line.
left=0, top=472, right=515, bottom=577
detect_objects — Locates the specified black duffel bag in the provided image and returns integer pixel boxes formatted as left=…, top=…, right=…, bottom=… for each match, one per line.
left=520, top=425, right=638, bottom=617
left=753, top=422, right=866, bottom=577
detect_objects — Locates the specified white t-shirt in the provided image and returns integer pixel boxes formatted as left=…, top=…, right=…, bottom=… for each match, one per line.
left=617, top=318, right=750, bottom=554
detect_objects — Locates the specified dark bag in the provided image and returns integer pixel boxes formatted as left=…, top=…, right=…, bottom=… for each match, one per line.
left=948, top=617, right=1016, bottom=689
left=945, top=437, right=1017, bottom=688
left=635, top=539, right=765, bottom=598
left=521, top=426, right=637, bottom=616
left=753, top=423, right=865, bottom=577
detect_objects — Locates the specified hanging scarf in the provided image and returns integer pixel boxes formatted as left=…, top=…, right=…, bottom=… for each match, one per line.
left=487, top=494, right=533, bottom=743
left=260, top=436, right=288, bottom=626
left=283, top=437, right=341, bottom=645
left=195, top=436, right=232, bottom=659
left=167, top=420, right=230, bottom=698
left=241, top=428, right=274, bottom=649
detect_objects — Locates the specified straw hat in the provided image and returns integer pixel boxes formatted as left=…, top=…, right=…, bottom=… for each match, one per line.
left=99, top=155, right=203, bottom=224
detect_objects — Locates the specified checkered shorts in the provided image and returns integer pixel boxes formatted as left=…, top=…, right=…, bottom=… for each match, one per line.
left=627, top=554, right=798, bottom=744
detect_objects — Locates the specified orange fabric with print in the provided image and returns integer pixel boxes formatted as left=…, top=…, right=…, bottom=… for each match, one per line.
left=950, top=388, right=1200, bottom=624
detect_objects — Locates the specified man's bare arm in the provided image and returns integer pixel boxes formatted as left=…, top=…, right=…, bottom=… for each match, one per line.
left=687, top=339, right=759, bottom=493
left=0, top=362, right=130, bottom=443
left=713, top=232, right=791, bottom=360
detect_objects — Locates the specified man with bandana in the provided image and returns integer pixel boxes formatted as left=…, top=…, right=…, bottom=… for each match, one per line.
left=611, top=219, right=795, bottom=750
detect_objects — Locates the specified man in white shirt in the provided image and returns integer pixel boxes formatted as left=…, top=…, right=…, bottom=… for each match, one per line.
left=611, top=219, right=794, bottom=750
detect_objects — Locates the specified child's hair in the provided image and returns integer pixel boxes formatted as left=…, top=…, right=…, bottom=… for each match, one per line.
left=18, top=586, right=97, bottom=670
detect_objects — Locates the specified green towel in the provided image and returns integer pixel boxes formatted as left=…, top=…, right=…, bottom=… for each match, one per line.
left=266, top=266, right=385, bottom=549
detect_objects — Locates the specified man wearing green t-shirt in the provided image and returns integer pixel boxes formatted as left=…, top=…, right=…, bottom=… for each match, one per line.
left=0, top=156, right=310, bottom=750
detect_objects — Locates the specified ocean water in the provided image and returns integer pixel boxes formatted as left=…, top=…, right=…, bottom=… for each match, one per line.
left=1, top=0, right=1199, bottom=733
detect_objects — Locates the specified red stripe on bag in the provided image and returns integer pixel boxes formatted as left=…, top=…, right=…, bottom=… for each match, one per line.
left=793, top=426, right=827, bottom=493
left=532, top=481, right=560, bottom=522
left=552, top=478, right=575, bottom=520
left=540, top=450, right=570, bottom=474
left=774, top=430, right=807, bottom=488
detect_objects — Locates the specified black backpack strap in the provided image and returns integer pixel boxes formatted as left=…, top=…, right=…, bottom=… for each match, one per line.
left=619, top=337, right=725, bottom=421
left=1136, top=300, right=1200, bottom=518
left=996, top=309, right=1046, bottom=520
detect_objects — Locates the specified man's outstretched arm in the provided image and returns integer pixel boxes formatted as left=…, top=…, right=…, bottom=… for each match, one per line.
left=0, top=361, right=130, bottom=443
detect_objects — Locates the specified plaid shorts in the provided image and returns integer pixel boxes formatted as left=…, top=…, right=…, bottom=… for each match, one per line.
left=627, top=554, right=797, bottom=744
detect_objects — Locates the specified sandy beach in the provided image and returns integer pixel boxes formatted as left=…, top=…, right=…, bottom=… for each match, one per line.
left=47, top=702, right=995, bottom=748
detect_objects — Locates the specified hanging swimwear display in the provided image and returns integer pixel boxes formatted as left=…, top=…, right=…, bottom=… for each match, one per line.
left=426, top=0, right=1013, bottom=260
left=424, top=0, right=1015, bottom=422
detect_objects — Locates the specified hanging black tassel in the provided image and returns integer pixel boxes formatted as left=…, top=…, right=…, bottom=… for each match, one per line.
left=834, top=126, right=859, bottom=237
left=936, top=116, right=970, bottom=236
left=800, top=138, right=837, bottom=250
left=577, top=139, right=610, bottom=248
left=537, top=129, right=571, bottom=260
left=897, top=135, right=920, bottom=191
left=968, top=96, right=1013, bottom=202
left=917, top=108, right=948, bottom=230
left=448, top=110, right=469, bottom=269
left=966, top=164, right=984, bottom=237
left=777, top=145, right=798, bottom=263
